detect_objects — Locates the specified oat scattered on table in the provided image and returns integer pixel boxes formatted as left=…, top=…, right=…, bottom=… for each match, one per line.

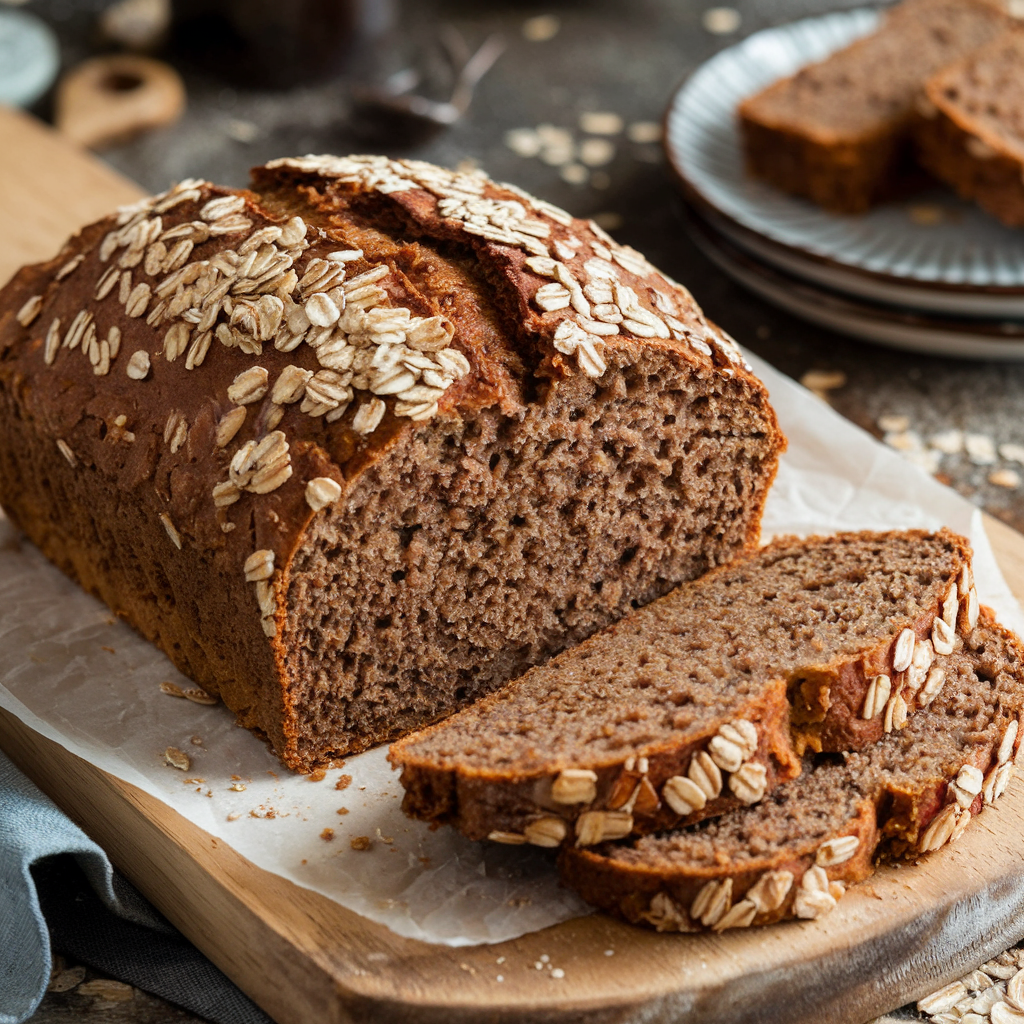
left=966, top=433, right=998, bottom=465
left=627, top=121, right=662, bottom=144
left=877, top=413, right=909, bottom=433
left=579, top=111, right=623, bottom=135
left=990, top=468, right=1022, bottom=489
left=522, top=14, right=560, bottom=41
left=702, top=6, right=741, bottom=33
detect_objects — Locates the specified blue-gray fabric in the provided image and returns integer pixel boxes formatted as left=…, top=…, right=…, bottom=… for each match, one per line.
left=0, top=748, right=272, bottom=1024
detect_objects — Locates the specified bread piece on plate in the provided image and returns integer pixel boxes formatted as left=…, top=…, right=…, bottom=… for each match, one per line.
left=391, top=529, right=976, bottom=846
left=560, top=614, right=1024, bottom=932
left=737, top=0, right=1010, bottom=213
left=0, top=156, right=785, bottom=771
left=914, top=31, right=1024, bottom=228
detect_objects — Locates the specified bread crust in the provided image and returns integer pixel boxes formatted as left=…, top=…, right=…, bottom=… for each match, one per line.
left=0, top=156, right=784, bottom=770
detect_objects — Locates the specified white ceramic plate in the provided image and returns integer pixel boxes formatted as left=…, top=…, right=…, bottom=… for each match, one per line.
left=665, top=8, right=1024, bottom=291
left=688, top=213, right=1024, bottom=360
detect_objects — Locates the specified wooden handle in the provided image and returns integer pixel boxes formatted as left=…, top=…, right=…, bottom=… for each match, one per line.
left=55, top=54, right=185, bottom=150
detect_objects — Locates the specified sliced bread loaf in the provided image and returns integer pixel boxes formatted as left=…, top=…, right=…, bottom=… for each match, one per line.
left=738, top=0, right=1010, bottom=213
left=914, top=31, right=1024, bottom=227
left=390, top=529, right=975, bottom=847
left=0, top=157, right=784, bottom=771
left=560, top=614, right=1024, bottom=932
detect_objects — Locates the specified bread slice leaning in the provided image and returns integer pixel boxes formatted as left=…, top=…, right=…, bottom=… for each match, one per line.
left=391, top=529, right=976, bottom=848
left=914, top=31, right=1024, bottom=228
left=560, top=614, right=1024, bottom=932
left=737, top=0, right=1010, bottom=213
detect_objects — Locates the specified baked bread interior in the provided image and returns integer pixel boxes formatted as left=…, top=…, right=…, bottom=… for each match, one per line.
left=391, top=529, right=976, bottom=845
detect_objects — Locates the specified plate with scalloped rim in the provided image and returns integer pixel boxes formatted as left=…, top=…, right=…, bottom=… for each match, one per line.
left=687, top=209, right=1024, bottom=360
left=665, top=6, right=1024, bottom=295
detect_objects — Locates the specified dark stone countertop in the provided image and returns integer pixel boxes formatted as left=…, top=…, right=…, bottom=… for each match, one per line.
left=19, top=0, right=1024, bottom=1020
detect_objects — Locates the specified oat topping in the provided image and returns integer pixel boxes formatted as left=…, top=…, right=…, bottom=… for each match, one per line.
left=126, top=350, right=150, bottom=380
left=690, top=878, right=732, bottom=927
left=56, top=439, right=76, bottom=468
left=523, top=817, right=568, bottom=847
left=551, top=768, right=598, bottom=805
left=862, top=674, right=892, bottom=719
left=575, top=809, right=632, bottom=846
left=815, top=835, right=860, bottom=867
left=305, top=476, right=342, bottom=512
left=244, top=548, right=275, bottom=582
left=16, top=295, right=42, bottom=327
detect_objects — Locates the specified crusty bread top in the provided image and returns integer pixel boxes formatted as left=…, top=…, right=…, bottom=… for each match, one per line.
left=0, top=155, right=779, bottom=654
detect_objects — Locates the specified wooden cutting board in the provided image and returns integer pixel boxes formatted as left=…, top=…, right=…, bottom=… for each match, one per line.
left=3, top=103, right=1024, bottom=1024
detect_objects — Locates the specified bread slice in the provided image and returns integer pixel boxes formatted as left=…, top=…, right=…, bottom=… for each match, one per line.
left=738, top=0, right=1010, bottom=213
left=0, top=157, right=785, bottom=771
left=560, top=614, right=1024, bottom=932
left=391, top=529, right=976, bottom=847
left=914, top=31, right=1024, bottom=227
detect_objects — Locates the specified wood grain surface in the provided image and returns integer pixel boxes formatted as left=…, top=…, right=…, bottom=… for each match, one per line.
left=3, top=104, right=1024, bottom=1024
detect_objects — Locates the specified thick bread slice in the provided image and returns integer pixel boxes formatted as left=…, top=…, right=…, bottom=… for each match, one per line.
left=391, top=529, right=976, bottom=846
left=914, top=31, right=1024, bottom=228
left=0, top=156, right=784, bottom=771
left=559, top=614, right=1024, bottom=932
left=737, top=0, right=1010, bottom=213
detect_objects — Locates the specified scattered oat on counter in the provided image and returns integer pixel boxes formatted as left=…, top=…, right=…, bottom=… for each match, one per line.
left=877, top=413, right=909, bottom=433
left=990, top=468, right=1022, bottom=489
left=160, top=681, right=185, bottom=697
left=800, top=369, right=846, bottom=401
left=627, top=121, right=662, bottom=144
left=579, top=137, right=616, bottom=167
left=702, top=6, right=741, bottom=33
left=1000, top=443, right=1024, bottom=464
left=931, top=429, right=965, bottom=455
left=228, top=783, right=246, bottom=791
left=560, top=163, right=588, bottom=184
left=966, top=433, right=998, bottom=465
left=579, top=111, right=623, bottom=136
left=226, top=811, right=241, bottom=821
left=522, top=14, right=560, bottom=41
left=883, top=429, right=922, bottom=453
left=916, top=951, right=1024, bottom=1023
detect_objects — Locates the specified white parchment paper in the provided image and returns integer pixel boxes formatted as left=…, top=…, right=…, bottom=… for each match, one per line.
left=0, top=350, right=1021, bottom=946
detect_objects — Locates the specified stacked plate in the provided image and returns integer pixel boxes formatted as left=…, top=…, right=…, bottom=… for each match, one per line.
left=664, top=8, right=1024, bottom=360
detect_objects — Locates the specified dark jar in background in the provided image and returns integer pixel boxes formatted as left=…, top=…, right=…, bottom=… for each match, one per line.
left=171, top=0, right=395, bottom=87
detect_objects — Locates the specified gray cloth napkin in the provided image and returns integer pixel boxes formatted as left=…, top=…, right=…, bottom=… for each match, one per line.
left=0, top=748, right=272, bottom=1024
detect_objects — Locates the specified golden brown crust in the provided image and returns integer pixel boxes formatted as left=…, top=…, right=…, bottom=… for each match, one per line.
left=0, top=156, right=785, bottom=770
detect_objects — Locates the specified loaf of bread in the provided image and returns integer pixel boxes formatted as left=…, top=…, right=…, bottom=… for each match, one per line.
left=738, top=0, right=1010, bottom=213
left=914, top=31, right=1024, bottom=228
left=560, top=614, right=1024, bottom=932
left=0, top=156, right=785, bottom=771
left=391, top=530, right=976, bottom=847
